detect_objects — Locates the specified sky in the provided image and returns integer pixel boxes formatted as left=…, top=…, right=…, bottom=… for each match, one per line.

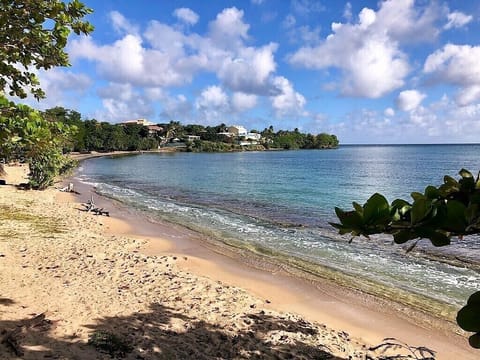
left=21, top=0, right=480, bottom=144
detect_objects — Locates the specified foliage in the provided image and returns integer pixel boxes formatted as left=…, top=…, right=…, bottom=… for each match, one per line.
left=0, top=96, right=76, bottom=188
left=330, top=169, right=480, bottom=348
left=88, top=330, right=132, bottom=357
left=0, top=0, right=93, bottom=99
left=265, top=127, right=338, bottom=150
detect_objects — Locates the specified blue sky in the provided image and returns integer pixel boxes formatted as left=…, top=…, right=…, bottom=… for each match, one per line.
left=24, top=0, right=480, bottom=144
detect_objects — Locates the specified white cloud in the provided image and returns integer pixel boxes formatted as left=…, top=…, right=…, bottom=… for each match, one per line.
left=270, top=76, right=306, bottom=117
left=232, top=92, right=257, bottom=112
left=330, top=94, right=480, bottom=144
left=283, top=14, right=296, bottom=29
left=208, top=7, right=250, bottom=50
left=173, top=8, right=199, bottom=26
left=289, top=2, right=416, bottom=98
left=68, top=8, right=309, bottom=122
left=110, top=11, right=139, bottom=35
left=218, top=43, right=278, bottom=94
left=343, top=2, right=352, bottom=21
left=195, top=85, right=230, bottom=123
left=159, top=94, right=193, bottom=121
left=444, top=11, right=473, bottom=30
left=196, top=85, right=229, bottom=110
left=292, top=0, right=325, bottom=16
left=288, top=0, right=452, bottom=99
left=13, top=68, right=92, bottom=110
left=396, top=90, right=426, bottom=112
left=424, top=44, right=480, bottom=105
left=384, top=107, right=395, bottom=117
left=95, top=83, right=154, bottom=123
left=374, top=0, right=444, bottom=43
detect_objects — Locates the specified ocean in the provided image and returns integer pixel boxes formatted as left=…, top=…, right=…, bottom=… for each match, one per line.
left=76, top=145, right=480, bottom=313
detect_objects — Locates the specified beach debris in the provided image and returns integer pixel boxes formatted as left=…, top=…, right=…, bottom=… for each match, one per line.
left=82, top=196, right=110, bottom=216
left=59, top=183, right=79, bottom=194
left=369, top=337, right=436, bottom=359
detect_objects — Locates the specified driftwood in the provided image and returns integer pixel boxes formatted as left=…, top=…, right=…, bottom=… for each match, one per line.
left=82, top=196, right=110, bottom=216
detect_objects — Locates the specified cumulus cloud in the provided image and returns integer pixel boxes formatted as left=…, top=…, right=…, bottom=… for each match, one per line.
left=444, top=11, right=472, bottom=30
left=196, top=85, right=229, bottom=110
left=218, top=43, right=278, bottom=94
left=13, top=68, right=92, bottom=110
left=173, top=8, right=199, bottom=26
left=396, top=90, right=426, bottom=112
left=95, top=83, right=154, bottom=122
left=195, top=85, right=231, bottom=123
left=288, top=4, right=414, bottom=98
left=384, top=107, right=395, bottom=117
left=232, top=92, right=257, bottom=112
left=270, top=76, right=306, bottom=117
left=110, top=11, right=139, bottom=35
left=68, top=8, right=313, bottom=122
left=424, top=44, right=480, bottom=105
left=288, top=0, right=452, bottom=99
left=208, top=7, right=250, bottom=50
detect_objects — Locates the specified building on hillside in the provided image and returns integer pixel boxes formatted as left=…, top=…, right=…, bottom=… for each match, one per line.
left=226, top=125, right=262, bottom=145
left=121, top=118, right=155, bottom=126
left=227, top=125, right=248, bottom=137
left=184, top=135, right=201, bottom=142
left=147, top=125, right=163, bottom=135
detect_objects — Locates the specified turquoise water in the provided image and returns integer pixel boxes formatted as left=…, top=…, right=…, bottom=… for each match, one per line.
left=77, top=145, right=480, bottom=308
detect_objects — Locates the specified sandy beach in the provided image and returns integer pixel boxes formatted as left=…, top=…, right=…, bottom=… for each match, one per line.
left=0, top=163, right=478, bottom=359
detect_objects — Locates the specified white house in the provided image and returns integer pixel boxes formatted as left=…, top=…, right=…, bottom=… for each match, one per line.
left=227, top=125, right=248, bottom=137
left=121, top=118, right=155, bottom=126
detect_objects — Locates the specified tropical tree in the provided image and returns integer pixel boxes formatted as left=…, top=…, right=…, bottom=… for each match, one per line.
left=0, top=0, right=94, bottom=99
left=0, top=96, right=76, bottom=188
left=0, top=0, right=93, bottom=186
left=331, top=169, right=480, bottom=348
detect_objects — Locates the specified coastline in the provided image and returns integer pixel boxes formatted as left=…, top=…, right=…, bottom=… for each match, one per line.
left=0, top=160, right=477, bottom=359
left=70, top=154, right=476, bottom=357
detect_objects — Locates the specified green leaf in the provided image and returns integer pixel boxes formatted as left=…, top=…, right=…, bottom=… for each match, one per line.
left=424, top=185, right=440, bottom=199
left=446, top=200, right=467, bottom=232
left=363, top=193, right=389, bottom=224
left=411, top=198, right=427, bottom=224
left=429, top=231, right=451, bottom=247
left=468, top=333, right=480, bottom=349
left=468, top=291, right=480, bottom=306
left=457, top=304, right=480, bottom=332
left=393, top=230, right=414, bottom=244
left=352, top=201, right=363, bottom=215
left=411, top=192, right=425, bottom=201
left=460, top=169, right=473, bottom=179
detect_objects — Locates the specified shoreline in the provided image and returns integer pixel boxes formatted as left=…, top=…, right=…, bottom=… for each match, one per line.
left=68, top=158, right=476, bottom=359
left=1, top=160, right=477, bottom=358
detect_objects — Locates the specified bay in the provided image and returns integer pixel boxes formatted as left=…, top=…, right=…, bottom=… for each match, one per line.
left=76, top=144, right=480, bottom=309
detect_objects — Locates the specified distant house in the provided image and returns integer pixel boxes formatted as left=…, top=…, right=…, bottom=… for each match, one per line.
left=227, top=125, right=248, bottom=137
left=120, top=119, right=162, bottom=136
left=184, top=135, right=201, bottom=142
left=226, top=125, right=261, bottom=145
left=147, top=125, right=163, bottom=135
left=121, top=118, right=155, bottom=126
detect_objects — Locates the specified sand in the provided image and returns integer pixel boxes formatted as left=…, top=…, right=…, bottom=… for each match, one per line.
left=0, top=163, right=477, bottom=359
